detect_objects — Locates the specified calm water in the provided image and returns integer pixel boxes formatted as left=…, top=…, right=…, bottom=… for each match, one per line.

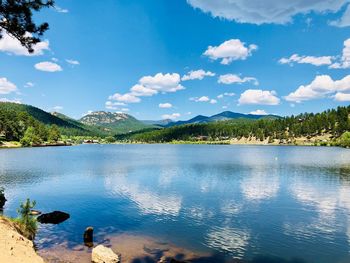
left=1, top=144, right=350, bottom=263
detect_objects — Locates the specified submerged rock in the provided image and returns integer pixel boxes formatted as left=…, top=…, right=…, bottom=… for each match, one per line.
left=92, top=245, right=120, bottom=263
left=37, top=211, right=70, bottom=224
left=84, top=226, right=94, bottom=247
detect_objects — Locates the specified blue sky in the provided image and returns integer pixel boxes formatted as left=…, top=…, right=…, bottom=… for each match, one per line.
left=0, top=0, right=350, bottom=120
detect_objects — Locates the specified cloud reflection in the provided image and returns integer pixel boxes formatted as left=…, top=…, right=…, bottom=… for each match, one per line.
left=105, top=173, right=182, bottom=217
left=205, top=226, right=250, bottom=258
left=241, top=169, right=279, bottom=202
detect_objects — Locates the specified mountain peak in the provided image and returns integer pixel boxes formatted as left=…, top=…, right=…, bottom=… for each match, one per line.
left=80, top=111, right=132, bottom=126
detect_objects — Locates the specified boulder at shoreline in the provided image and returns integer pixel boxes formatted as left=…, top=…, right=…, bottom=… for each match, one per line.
left=92, top=245, right=120, bottom=263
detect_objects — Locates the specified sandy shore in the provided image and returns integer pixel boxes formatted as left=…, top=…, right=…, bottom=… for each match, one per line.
left=0, top=216, right=44, bottom=263
left=38, top=233, right=210, bottom=263
left=0, top=141, right=21, bottom=148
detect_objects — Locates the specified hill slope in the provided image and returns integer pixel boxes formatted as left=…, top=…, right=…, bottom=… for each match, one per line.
left=0, top=103, right=83, bottom=130
left=80, top=111, right=152, bottom=134
left=166, top=111, right=279, bottom=127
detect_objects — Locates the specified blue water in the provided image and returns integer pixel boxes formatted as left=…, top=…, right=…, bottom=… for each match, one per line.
left=1, top=144, right=350, bottom=263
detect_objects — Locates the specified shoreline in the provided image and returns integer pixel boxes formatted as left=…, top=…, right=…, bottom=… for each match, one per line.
left=0, top=141, right=344, bottom=149
left=0, top=215, right=211, bottom=263
left=0, top=216, right=44, bottom=263
left=1, top=133, right=347, bottom=149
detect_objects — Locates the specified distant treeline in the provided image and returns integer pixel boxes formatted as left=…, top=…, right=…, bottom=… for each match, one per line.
left=117, top=106, right=350, bottom=144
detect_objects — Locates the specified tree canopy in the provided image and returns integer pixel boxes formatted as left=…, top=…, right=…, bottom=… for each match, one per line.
left=0, top=0, right=54, bottom=52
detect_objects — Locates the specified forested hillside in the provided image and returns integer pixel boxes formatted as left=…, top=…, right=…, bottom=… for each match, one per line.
left=117, top=106, right=350, bottom=146
left=0, top=103, right=102, bottom=144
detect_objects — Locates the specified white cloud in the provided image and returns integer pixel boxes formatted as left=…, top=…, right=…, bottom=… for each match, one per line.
left=239, top=89, right=280, bottom=105
left=330, top=38, right=350, bottom=69
left=105, top=101, right=127, bottom=110
left=52, top=106, right=63, bottom=111
left=284, top=75, right=350, bottom=102
left=190, top=96, right=218, bottom=104
left=162, top=113, right=181, bottom=120
left=217, top=92, right=235, bottom=99
left=190, top=96, right=209, bottom=102
left=197, top=96, right=210, bottom=102
left=130, top=84, right=158, bottom=97
left=0, top=32, right=49, bottom=56
left=0, top=98, right=21, bottom=104
left=334, top=92, right=350, bottom=101
left=330, top=4, right=350, bottom=27
left=35, top=61, right=62, bottom=72
left=0, top=77, right=17, bottom=94
left=218, top=74, right=258, bottom=85
left=139, top=73, right=184, bottom=93
left=159, top=103, right=173, bottom=108
left=279, top=54, right=334, bottom=66
left=187, top=0, right=350, bottom=25
left=66, top=59, right=80, bottom=65
left=107, top=73, right=184, bottom=105
left=24, top=82, right=34, bottom=88
left=52, top=57, right=59, bottom=62
left=203, top=39, right=257, bottom=65
left=55, top=5, right=69, bottom=13
left=108, top=93, right=141, bottom=103
left=250, top=109, right=268, bottom=115
left=182, top=69, right=215, bottom=81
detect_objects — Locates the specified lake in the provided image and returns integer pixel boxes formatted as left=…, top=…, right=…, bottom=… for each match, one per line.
left=0, top=144, right=350, bottom=263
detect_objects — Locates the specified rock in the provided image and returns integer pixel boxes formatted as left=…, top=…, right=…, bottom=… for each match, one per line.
left=92, top=245, right=120, bottom=263
left=37, top=211, right=70, bottom=224
left=84, top=226, right=93, bottom=247
left=170, top=259, right=187, bottom=263
left=0, top=193, right=6, bottom=209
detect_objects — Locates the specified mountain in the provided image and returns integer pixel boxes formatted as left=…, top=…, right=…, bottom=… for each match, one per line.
left=51, top=112, right=87, bottom=129
left=0, top=102, right=84, bottom=130
left=141, top=119, right=173, bottom=126
left=166, top=111, right=279, bottom=127
left=79, top=111, right=152, bottom=134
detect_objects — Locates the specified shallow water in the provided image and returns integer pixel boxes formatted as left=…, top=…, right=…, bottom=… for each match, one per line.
left=1, top=144, right=350, bottom=263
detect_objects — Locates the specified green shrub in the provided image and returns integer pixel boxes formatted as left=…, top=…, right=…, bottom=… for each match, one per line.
left=338, top=132, right=350, bottom=148
left=16, top=199, right=37, bottom=240
left=105, top=136, right=116, bottom=143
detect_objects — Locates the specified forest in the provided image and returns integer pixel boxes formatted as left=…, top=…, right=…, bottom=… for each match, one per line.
left=1, top=101, right=350, bottom=147
left=117, top=105, right=350, bottom=147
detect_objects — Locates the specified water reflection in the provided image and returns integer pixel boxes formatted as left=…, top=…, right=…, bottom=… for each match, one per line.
left=105, top=171, right=182, bottom=217
left=240, top=168, right=279, bottom=202
left=205, top=226, right=250, bottom=258
left=1, top=145, right=350, bottom=263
